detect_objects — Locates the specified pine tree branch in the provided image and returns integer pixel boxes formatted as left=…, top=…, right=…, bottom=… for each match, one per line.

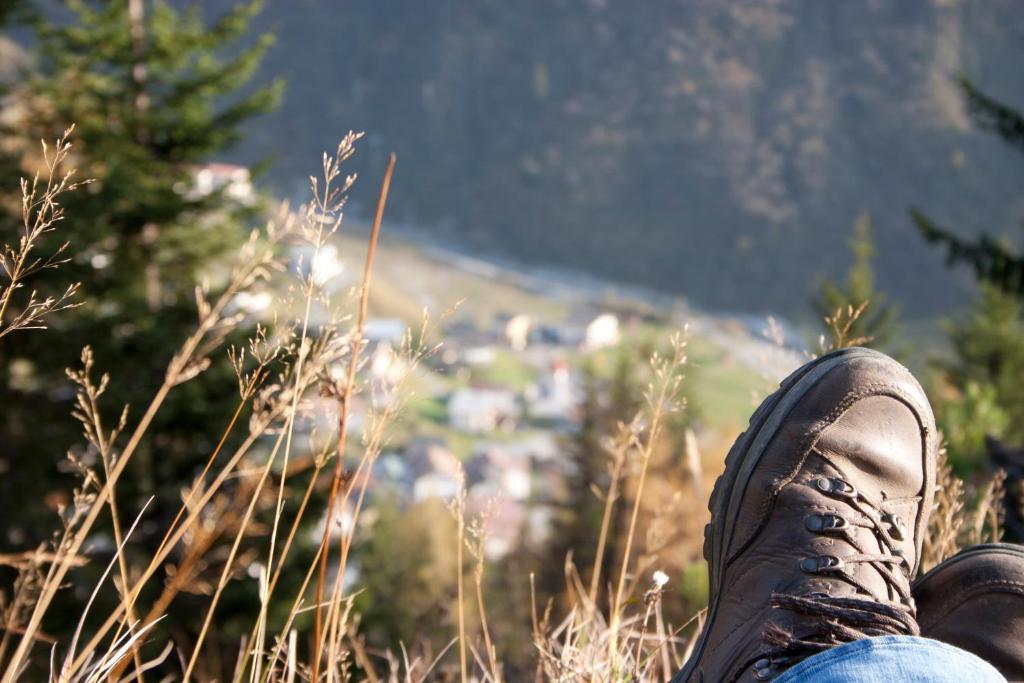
left=912, top=209, right=1024, bottom=296
left=960, top=75, right=1024, bottom=155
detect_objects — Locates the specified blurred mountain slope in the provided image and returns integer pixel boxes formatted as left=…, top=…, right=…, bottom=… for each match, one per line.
left=215, top=0, right=1024, bottom=315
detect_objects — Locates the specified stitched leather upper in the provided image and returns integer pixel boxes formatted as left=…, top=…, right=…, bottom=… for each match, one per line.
left=686, top=352, right=936, bottom=682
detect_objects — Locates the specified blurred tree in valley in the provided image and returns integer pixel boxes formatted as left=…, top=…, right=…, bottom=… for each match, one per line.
left=543, top=348, right=640, bottom=605
left=936, top=285, right=1024, bottom=471
left=0, top=0, right=282, bottom=650
left=353, top=500, right=461, bottom=666
left=544, top=338, right=702, bottom=624
left=813, top=211, right=899, bottom=350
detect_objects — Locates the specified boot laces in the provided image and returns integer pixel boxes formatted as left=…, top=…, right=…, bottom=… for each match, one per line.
left=747, top=474, right=919, bottom=681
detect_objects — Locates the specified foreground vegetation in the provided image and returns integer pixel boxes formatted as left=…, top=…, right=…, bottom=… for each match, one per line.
left=0, top=129, right=1014, bottom=682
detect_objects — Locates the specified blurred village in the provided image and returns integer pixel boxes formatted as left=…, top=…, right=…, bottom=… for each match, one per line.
left=188, top=162, right=803, bottom=574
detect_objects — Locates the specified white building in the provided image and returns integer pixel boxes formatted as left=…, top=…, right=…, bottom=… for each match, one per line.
left=364, top=318, right=408, bottom=345
left=479, top=498, right=526, bottom=559
left=466, top=446, right=532, bottom=501
left=289, top=243, right=354, bottom=293
left=231, top=290, right=273, bottom=315
left=406, top=441, right=463, bottom=502
left=309, top=244, right=345, bottom=286
left=369, top=341, right=408, bottom=386
left=448, top=388, right=518, bottom=433
left=412, top=472, right=461, bottom=502
left=462, top=345, right=497, bottom=366
left=504, top=314, right=532, bottom=351
left=187, top=163, right=256, bottom=205
left=526, top=359, right=576, bottom=421
left=585, top=313, right=621, bottom=350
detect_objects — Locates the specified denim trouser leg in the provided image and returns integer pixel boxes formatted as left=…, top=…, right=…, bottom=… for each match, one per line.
left=773, top=635, right=1006, bottom=682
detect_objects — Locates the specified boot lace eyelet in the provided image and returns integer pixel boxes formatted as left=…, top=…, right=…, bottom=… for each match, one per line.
left=815, top=476, right=857, bottom=499
left=806, top=513, right=848, bottom=533
left=882, top=512, right=906, bottom=541
left=753, top=657, right=775, bottom=680
left=800, top=554, right=844, bottom=573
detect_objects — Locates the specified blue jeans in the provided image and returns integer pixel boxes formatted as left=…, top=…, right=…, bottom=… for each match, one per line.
left=775, top=636, right=1005, bottom=682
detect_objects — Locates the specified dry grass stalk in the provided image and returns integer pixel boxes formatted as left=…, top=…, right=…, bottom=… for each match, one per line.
left=1, top=130, right=424, bottom=681
left=921, top=439, right=1009, bottom=574
left=921, top=442, right=966, bottom=572
left=817, top=302, right=872, bottom=354
left=524, top=333, right=694, bottom=683
left=317, top=337, right=430, bottom=682
left=966, top=468, right=1006, bottom=547
left=438, top=472, right=504, bottom=683
left=0, top=127, right=86, bottom=340
left=313, top=149, right=395, bottom=682
left=5, top=191, right=295, bottom=682
left=608, top=332, right=687, bottom=668
left=0, top=130, right=88, bottom=673
left=451, top=468, right=469, bottom=683
left=83, top=134, right=396, bottom=680
left=468, top=509, right=501, bottom=683
left=91, top=325, right=327, bottom=681
left=65, top=348, right=144, bottom=679
left=632, top=571, right=668, bottom=680
left=202, top=132, right=368, bottom=683
left=56, top=498, right=154, bottom=682
left=178, top=332, right=356, bottom=679
left=587, top=423, right=631, bottom=610
left=251, top=149, right=417, bottom=682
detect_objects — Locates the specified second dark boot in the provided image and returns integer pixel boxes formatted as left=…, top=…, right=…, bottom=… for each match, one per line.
left=914, top=543, right=1024, bottom=682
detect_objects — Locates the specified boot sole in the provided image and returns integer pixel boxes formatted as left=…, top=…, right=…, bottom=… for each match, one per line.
left=673, top=346, right=883, bottom=682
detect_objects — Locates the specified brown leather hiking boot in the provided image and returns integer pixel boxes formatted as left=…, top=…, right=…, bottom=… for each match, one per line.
left=674, top=347, right=937, bottom=682
left=914, top=543, right=1024, bottom=682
